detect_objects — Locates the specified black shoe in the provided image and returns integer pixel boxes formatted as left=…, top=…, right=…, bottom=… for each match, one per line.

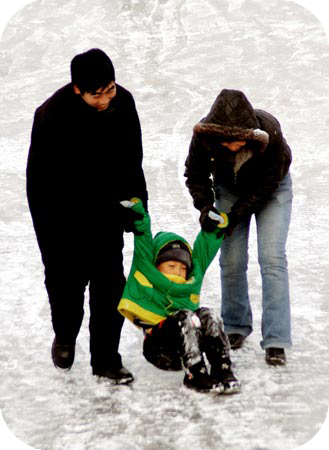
left=265, top=348, right=286, bottom=366
left=92, top=366, right=134, bottom=385
left=51, top=337, right=75, bottom=370
left=184, top=364, right=223, bottom=393
left=228, top=333, right=246, bottom=350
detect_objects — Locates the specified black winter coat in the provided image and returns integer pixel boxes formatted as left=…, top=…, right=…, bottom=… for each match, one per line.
left=27, top=83, right=148, bottom=258
left=184, top=89, right=292, bottom=223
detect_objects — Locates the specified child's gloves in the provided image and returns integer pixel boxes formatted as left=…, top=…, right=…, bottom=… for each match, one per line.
left=199, top=205, right=222, bottom=231
left=120, top=201, right=144, bottom=235
left=218, top=212, right=238, bottom=238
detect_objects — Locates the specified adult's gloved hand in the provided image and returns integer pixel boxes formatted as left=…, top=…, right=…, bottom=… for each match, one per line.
left=120, top=204, right=144, bottom=235
left=199, top=205, right=222, bottom=231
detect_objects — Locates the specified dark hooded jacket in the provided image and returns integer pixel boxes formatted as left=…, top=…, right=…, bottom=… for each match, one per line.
left=184, top=89, right=292, bottom=224
left=26, top=83, right=148, bottom=257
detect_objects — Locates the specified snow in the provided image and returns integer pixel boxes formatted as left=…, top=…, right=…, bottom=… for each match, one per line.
left=0, top=0, right=329, bottom=449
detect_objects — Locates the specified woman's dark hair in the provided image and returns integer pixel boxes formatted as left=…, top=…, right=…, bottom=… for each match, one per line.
left=70, top=48, right=115, bottom=94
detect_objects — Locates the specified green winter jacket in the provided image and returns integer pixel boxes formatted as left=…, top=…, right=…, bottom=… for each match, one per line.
left=118, top=199, right=227, bottom=326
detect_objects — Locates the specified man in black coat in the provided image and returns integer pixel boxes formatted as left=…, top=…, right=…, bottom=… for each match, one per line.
left=26, top=49, right=148, bottom=383
left=185, top=89, right=292, bottom=366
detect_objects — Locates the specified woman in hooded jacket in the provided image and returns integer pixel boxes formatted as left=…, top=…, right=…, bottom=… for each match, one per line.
left=184, top=89, right=292, bottom=366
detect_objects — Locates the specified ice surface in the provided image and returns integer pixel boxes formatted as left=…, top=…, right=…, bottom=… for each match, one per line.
left=0, top=0, right=329, bottom=449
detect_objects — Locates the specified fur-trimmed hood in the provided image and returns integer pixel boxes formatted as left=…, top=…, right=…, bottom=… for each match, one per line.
left=193, top=89, right=269, bottom=152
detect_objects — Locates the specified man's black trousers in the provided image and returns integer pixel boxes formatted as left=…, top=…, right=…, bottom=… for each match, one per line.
left=43, top=225, right=126, bottom=370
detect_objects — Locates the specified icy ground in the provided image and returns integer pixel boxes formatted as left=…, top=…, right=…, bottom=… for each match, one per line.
left=0, top=0, right=329, bottom=449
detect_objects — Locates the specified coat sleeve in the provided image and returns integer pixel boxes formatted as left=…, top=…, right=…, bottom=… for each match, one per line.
left=192, top=228, right=224, bottom=275
left=184, top=135, right=215, bottom=211
left=128, top=199, right=154, bottom=266
left=122, top=96, right=148, bottom=211
left=230, top=114, right=292, bottom=222
left=26, top=107, right=61, bottom=241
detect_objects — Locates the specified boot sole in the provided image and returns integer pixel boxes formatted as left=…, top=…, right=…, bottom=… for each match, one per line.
left=94, top=374, right=134, bottom=385
left=266, top=357, right=286, bottom=366
left=184, top=383, right=225, bottom=394
left=222, top=382, right=241, bottom=395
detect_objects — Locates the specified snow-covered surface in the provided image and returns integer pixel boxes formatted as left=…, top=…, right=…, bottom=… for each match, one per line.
left=0, top=0, right=329, bottom=449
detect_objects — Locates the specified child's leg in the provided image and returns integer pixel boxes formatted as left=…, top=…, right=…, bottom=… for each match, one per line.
left=143, top=310, right=222, bottom=392
left=143, top=319, right=183, bottom=371
left=143, top=310, right=203, bottom=370
left=196, top=307, right=240, bottom=394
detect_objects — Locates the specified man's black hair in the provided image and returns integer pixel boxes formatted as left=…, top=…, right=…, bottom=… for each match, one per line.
left=70, top=48, right=115, bottom=94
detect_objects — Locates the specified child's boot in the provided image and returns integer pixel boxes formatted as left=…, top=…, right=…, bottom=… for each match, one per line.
left=210, top=351, right=241, bottom=395
left=184, top=361, right=224, bottom=393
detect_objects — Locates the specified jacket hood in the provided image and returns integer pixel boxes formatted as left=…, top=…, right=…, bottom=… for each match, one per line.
left=194, top=89, right=269, bottom=152
left=153, top=231, right=192, bottom=266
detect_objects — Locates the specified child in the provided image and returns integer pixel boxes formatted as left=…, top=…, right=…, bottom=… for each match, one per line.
left=118, top=198, right=240, bottom=394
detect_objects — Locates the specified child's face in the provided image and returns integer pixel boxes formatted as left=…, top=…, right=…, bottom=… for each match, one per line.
left=157, top=260, right=187, bottom=279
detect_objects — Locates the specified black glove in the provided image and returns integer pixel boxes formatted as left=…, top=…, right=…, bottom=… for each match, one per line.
left=121, top=205, right=144, bottom=235
left=199, top=205, right=221, bottom=232
left=200, top=207, right=240, bottom=239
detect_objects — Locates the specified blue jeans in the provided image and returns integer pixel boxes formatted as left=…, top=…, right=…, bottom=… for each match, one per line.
left=215, top=173, right=293, bottom=349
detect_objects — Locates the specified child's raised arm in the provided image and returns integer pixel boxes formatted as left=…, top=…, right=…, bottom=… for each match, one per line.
left=192, top=211, right=229, bottom=274
left=120, top=198, right=154, bottom=264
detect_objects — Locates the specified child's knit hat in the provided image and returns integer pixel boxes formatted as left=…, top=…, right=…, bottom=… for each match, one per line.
left=155, top=240, right=192, bottom=271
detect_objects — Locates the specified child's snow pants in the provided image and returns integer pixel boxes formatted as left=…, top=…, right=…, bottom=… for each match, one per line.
left=143, top=307, right=230, bottom=371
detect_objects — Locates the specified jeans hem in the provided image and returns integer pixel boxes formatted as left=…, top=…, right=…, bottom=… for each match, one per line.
left=224, top=327, right=252, bottom=337
left=261, top=340, right=292, bottom=350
